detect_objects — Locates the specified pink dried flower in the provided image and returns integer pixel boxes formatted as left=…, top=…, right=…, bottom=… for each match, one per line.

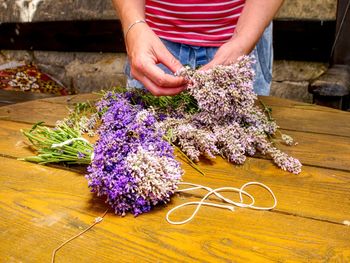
left=171, top=55, right=302, bottom=174
left=281, top=134, right=295, bottom=146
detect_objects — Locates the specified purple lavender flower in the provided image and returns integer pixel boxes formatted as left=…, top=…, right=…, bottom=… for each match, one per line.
left=77, top=152, right=86, bottom=159
left=86, top=93, right=183, bottom=216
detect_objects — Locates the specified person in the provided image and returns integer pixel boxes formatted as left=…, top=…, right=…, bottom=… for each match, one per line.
left=112, top=0, right=284, bottom=96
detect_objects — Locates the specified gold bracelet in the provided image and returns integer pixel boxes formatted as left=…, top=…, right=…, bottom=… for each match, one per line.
left=124, top=19, right=146, bottom=39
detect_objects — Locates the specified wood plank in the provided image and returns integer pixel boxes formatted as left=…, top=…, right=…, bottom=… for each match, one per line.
left=276, top=129, right=350, bottom=171
left=0, top=93, right=100, bottom=126
left=0, top=120, right=32, bottom=158
left=189, top=157, right=350, bottom=224
left=41, top=94, right=343, bottom=114
left=1, top=96, right=349, bottom=224
left=0, top=90, right=56, bottom=107
left=42, top=93, right=350, bottom=117
left=1, top=157, right=350, bottom=262
left=270, top=105, right=350, bottom=137
left=41, top=93, right=347, bottom=114
left=1, top=119, right=349, bottom=172
left=1, top=127, right=350, bottom=225
left=39, top=93, right=101, bottom=105
left=2, top=94, right=350, bottom=138
left=259, top=96, right=347, bottom=113
left=0, top=100, right=69, bottom=126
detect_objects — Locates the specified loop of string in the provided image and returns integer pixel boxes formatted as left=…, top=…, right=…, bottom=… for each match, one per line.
left=166, top=181, right=277, bottom=225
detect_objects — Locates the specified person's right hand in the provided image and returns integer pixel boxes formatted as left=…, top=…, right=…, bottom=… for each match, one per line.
left=125, top=22, right=187, bottom=96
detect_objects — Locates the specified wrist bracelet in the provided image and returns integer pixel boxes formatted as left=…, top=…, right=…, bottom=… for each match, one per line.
left=124, top=19, right=146, bottom=39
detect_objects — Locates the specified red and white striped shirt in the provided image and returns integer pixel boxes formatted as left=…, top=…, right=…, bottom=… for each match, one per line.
left=145, top=0, right=246, bottom=47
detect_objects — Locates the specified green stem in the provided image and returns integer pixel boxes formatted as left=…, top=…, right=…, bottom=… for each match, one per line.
left=173, top=144, right=205, bottom=176
left=258, top=99, right=274, bottom=121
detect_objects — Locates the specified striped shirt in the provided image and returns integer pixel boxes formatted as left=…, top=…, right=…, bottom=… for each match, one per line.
left=145, top=0, right=246, bottom=47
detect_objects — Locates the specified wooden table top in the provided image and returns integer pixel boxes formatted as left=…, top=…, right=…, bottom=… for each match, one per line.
left=0, top=94, right=349, bottom=262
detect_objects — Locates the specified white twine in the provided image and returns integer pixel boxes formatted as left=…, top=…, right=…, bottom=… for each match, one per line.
left=51, top=137, right=91, bottom=148
left=166, top=181, right=277, bottom=225
left=51, top=137, right=94, bottom=161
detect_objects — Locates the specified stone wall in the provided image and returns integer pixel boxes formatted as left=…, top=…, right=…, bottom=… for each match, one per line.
left=271, top=61, right=328, bottom=103
left=277, top=0, right=336, bottom=20
left=0, top=50, right=328, bottom=101
left=0, top=0, right=116, bottom=22
left=0, top=0, right=337, bottom=101
left=0, top=50, right=126, bottom=94
left=271, top=0, right=335, bottom=102
left=0, top=0, right=337, bottom=22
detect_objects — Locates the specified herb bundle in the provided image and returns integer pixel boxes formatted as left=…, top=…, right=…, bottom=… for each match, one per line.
left=21, top=121, right=93, bottom=165
left=86, top=93, right=182, bottom=216
left=21, top=55, right=301, bottom=216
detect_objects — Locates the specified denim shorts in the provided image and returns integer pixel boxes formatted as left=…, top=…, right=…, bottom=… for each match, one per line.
left=125, top=23, right=273, bottom=96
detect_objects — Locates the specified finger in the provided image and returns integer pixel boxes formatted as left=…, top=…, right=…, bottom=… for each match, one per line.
left=132, top=70, right=186, bottom=96
left=200, top=56, right=225, bottom=71
left=156, top=45, right=184, bottom=73
left=141, top=76, right=186, bottom=96
left=135, top=61, right=186, bottom=88
left=199, top=60, right=218, bottom=71
left=200, top=54, right=233, bottom=71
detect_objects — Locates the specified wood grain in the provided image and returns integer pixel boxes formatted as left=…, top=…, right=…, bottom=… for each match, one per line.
left=2, top=119, right=350, bottom=172
left=269, top=105, right=350, bottom=137
left=2, top=94, right=349, bottom=137
left=183, top=157, right=350, bottom=223
left=0, top=157, right=350, bottom=263
left=275, top=129, right=350, bottom=171
left=39, top=93, right=101, bottom=105
left=0, top=100, right=69, bottom=126
left=0, top=90, right=56, bottom=107
left=1, top=94, right=350, bottom=262
left=0, top=120, right=33, bottom=158
left=259, top=96, right=345, bottom=113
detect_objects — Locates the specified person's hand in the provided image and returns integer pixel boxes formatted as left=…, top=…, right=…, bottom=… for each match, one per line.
left=126, top=23, right=187, bottom=96
left=200, top=38, right=249, bottom=71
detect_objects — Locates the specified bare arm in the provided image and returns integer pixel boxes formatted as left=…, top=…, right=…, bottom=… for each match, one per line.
left=112, top=0, right=145, bottom=36
left=201, top=0, right=284, bottom=70
left=112, top=0, right=186, bottom=96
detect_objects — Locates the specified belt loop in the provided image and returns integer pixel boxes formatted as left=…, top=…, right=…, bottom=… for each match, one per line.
left=195, top=47, right=208, bottom=67
left=179, top=44, right=192, bottom=67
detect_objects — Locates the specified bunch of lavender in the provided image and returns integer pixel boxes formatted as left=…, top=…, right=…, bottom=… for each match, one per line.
left=178, top=56, right=257, bottom=125
left=164, top=56, right=302, bottom=174
left=86, top=92, right=183, bottom=216
left=20, top=121, right=93, bottom=165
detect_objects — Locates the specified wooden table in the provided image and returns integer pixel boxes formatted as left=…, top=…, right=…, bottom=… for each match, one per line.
left=0, top=90, right=56, bottom=107
left=0, top=94, right=350, bottom=262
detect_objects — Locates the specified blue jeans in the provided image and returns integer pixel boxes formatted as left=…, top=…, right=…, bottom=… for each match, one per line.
left=125, top=23, right=273, bottom=96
